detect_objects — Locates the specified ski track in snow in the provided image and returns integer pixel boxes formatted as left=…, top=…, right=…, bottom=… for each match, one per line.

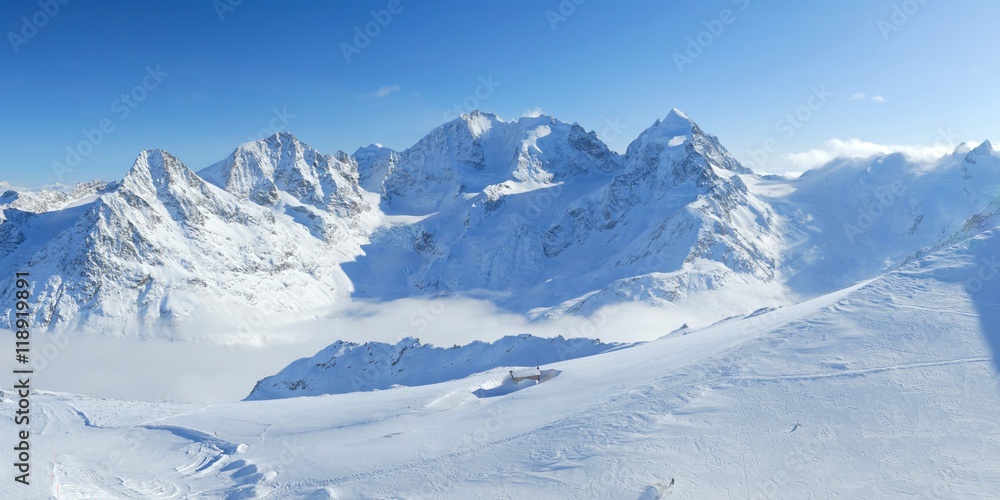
left=724, top=357, right=992, bottom=384
left=32, top=396, right=272, bottom=499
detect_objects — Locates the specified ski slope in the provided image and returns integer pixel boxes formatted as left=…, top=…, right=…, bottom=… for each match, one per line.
left=4, top=228, right=1000, bottom=498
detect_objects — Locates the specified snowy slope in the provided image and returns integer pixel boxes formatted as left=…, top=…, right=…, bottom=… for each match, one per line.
left=5, top=219, right=1000, bottom=498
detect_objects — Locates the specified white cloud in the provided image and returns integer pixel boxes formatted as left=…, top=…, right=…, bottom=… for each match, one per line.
left=370, top=85, right=401, bottom=98
left=784, top=138, right=969, bottom=170
left=522, top=107, right=545, bottom=118
left=27, top=296, right=701, bottom=402
left=850, top=93, right=886, bottom=103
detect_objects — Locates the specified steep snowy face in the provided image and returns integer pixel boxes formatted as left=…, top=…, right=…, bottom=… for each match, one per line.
left=119, top=149, right=238, bottom=226
left=0, top=149, right=356, bottom=337
left=353, top=143, right=400, bottom=193
left=200, top=133, right=379, bottom=243
left=367, top=111, right=622, bottom=213
left=349, top=110, right=784, bottom=322
left=533, top=111, right=780, bottom=315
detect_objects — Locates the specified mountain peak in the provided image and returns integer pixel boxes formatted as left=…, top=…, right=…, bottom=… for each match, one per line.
left=458, top=110, right=502, bottom=138
left=198, top=130, right=376, bottom=225
left=244, top=131, right=302, bottom=152
left=625, top=109, right=751, bottom=176
left=970, top=140, right=994, bottom=156
left=122, top=149, right=190, bottom=190
left=463, top=109, right=500, bottom=120
left=200, top=133, right=320, bottom=198
left=355, top=143, right=387, bottom=153
left=652, top=108, right=697, bottom=136
left=266, top=130, right=298, bottom=143
left=627, top=109, right=700, bottom=158
left=665, top=107, right=693, bottom=123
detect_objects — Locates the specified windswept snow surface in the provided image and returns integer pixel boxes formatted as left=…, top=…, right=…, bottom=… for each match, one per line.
left=4, top=228, right=1000, bottom=498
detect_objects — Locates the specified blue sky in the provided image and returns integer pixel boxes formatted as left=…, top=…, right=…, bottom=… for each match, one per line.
left=1, top=0, right=998, bottom=187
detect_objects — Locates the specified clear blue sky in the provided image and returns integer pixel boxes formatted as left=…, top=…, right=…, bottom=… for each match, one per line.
left=1, top=0, right=998, bottom=187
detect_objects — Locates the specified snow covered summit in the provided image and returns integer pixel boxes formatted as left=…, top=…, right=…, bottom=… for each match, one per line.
left=2, top=111, right=999, bottom=340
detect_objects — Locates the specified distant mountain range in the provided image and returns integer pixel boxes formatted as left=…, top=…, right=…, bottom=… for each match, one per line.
left=1, top=109, right=997, bottom=338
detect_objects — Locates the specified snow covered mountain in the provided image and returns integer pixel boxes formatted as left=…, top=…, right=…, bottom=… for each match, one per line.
left=355, top=110, right=621, bottom=214
left=0, top=146, right=371, bottom=337
left=246, top=334, right=626, bottom=400
left=1, top=110, right=998, bottom=340
left=774, top=139, right=1000, bottom=293
left=0, top=180, right=112, bottom=222
left=349, top=109, right=785, bottom=323
left=199, top=132, right=380, bottom=246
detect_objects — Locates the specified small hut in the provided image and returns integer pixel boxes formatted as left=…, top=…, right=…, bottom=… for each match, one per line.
left=509, top=367, right=541, bottom=383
